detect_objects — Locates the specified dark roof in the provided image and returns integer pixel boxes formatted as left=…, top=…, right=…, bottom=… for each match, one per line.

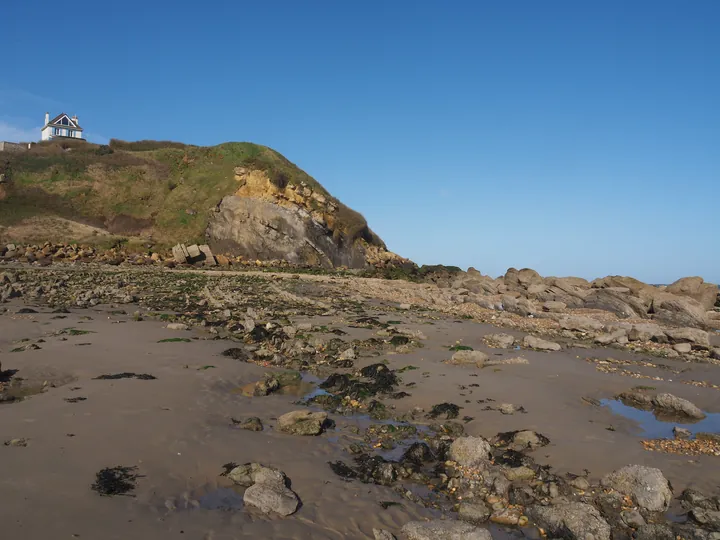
left=46, top=113, right=83, bottom=131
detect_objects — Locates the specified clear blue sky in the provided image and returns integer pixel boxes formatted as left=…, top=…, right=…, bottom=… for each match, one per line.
left=2, top=1, right=719, bottom=284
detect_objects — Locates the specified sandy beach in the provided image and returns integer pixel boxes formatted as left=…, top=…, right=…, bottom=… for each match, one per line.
left=1, top=265, right=719, bottom=539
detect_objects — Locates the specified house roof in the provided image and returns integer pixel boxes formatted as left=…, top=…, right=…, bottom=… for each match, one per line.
left=45, top=113, right=83, bottom=131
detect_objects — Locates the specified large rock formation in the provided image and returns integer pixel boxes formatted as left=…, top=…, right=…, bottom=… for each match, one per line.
left=206, top=167, right=401, bottom=269
left=429, top=266, right=718, bottom=330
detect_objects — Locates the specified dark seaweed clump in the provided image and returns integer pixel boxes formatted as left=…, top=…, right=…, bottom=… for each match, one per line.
left=93, top=373, right=157, bottom=380
left=427, top=402, right=461, bottom=420
left=91, top=466, right=140, bottom=496
left=222, top=348, right=249, bottom=361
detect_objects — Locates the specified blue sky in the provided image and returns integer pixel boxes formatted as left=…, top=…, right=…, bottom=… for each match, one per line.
left=3, top=1, right=719, bottom=283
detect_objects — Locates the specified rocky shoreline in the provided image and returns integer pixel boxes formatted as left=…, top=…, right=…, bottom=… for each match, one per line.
left=1, top=259, right=719, bottom=539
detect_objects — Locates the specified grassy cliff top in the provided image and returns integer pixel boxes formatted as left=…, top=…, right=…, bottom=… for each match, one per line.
left=0, top=139, right=382, bottom=249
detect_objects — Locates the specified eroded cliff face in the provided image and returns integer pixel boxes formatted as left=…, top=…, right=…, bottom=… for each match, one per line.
left=206, top=167, right=397, bottom=268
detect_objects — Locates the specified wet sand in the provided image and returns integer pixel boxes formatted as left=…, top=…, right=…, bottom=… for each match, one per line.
left=1, top=283, right=719, bottom=539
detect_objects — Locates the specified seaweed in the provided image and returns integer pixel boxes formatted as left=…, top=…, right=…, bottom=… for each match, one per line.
left=426, top=402, right=461, bottom=420
left=93, top=373, right=157, bottom=380
left=91, top=466, right=140, bottom=496
left=222, top=347, right=249, bottom=361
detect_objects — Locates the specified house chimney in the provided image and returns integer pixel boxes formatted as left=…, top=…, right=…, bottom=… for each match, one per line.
left=45, top=112, right=49, bottom=125
left=71, top=115, right=79, bottom=125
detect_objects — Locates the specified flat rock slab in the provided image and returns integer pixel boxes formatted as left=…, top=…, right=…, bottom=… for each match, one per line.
left=401, top=519, right=492, bottom=540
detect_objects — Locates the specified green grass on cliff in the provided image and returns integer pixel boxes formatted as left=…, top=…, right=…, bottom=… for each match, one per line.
left=0, top=139, right=381, bottom=249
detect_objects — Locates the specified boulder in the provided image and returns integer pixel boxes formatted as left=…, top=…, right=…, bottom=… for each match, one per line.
left=673, top=343, right=692, bottom=354
left=583, top=288, right=648, bottom=319
left=665, top=327, right=710, bottom=347
left=449, top=350, right=488, bottom=367
left=228, top=463, right=286, bottom=488
left=458, top=501, right=492, bottom=524
left=448, top=436, right=491, bottom=467
left=542, top=300, right=567, bottom=313
left=198, top=244, right=216, bottom=266
left=501, top=294, right=537, bottom=316
left=522, top=335, right=561, bottom=351
left=186, top=244, right=202, bottom=259
left=560, top=315, right=605, bottom=333
left=628, top=322, right=667, bottom=342
left=652, top=295, right=709, bottom=329
left=689, top=508, right=720, bottom=531
left=594, top=329, right=629, bottom=345
left=172, top=244, right=190, bottom=264
left=633, top=524, right=675, bottom=540
left=713, top=348, right=720, bottom=361
left=504, top=267, right=543, bottom=289
left=666, top=277, right=719, bottom=311
left=484, top=333, right=516, bottom=348
left=277, top=410, right=328, bottom=436
left=601, top=465, right=672, bottom=513
left=454, top=273, right=502, bottom=296
left=243, top=483, right=299, bottom=516
left=401, top=519, right=492, bottom=540
left=526, top=503, right=611, bottom=540
left=652, top=393, right=705, bottom=420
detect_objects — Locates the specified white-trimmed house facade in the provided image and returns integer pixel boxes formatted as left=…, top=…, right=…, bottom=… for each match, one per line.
left=41, top=112, right=85, bottom=141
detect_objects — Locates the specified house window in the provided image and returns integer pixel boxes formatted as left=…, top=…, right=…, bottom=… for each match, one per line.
left=60, top=117, right=69, bottom=125
left=53, top=127, right=59, bottom=136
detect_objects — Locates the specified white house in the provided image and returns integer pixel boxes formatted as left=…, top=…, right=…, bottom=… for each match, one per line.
left=41, top=112, right=85, bottom=141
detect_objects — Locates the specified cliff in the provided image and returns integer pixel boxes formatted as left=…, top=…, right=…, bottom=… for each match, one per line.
left=0, top=139, right=403, bottom=268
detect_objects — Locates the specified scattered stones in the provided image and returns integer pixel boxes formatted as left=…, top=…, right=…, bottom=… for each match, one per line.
left=527, top=502, right=611, bottom=540
left=642, top=437, right=720, bottom=457
left=400, top=519, right=492, bottom=540
left=277, top=410, right=328, bottom=436
left=522, top=335, right=561, bottom=351
left=448, top=436, right=491, bottom=466
left=601, top=465, right=672, bottom=512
